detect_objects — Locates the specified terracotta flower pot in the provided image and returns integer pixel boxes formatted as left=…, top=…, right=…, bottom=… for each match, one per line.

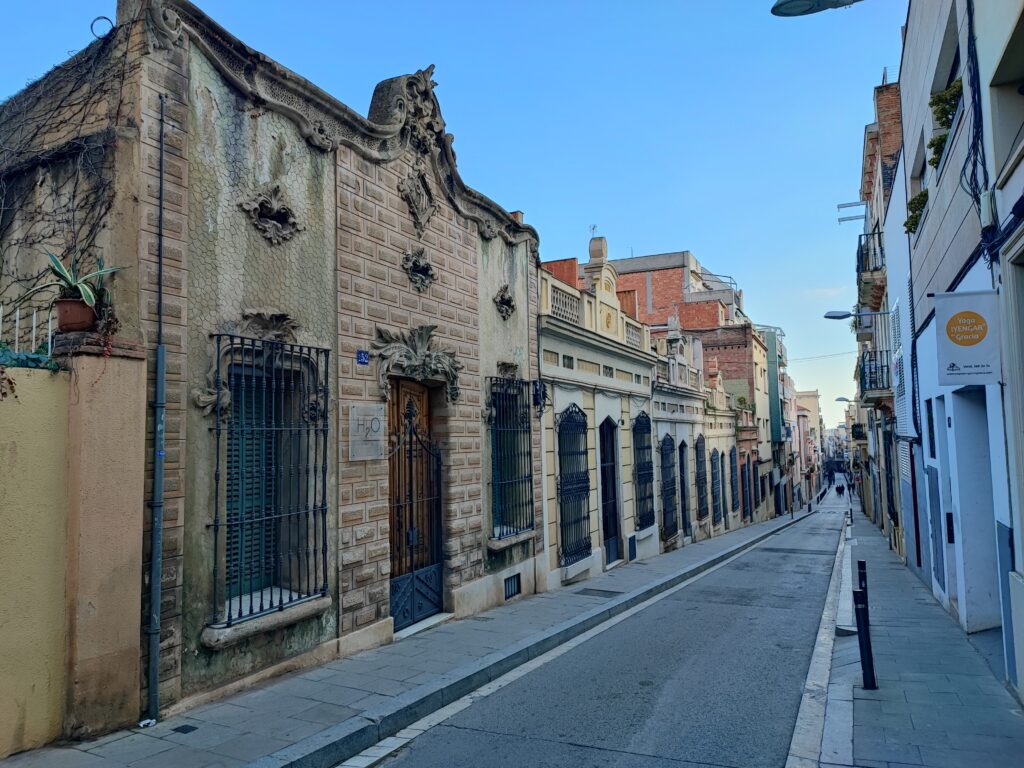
left=55, top=298, right=96, bottom=332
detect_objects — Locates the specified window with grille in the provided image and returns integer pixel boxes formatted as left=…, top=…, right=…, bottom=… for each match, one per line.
left=659, top=435, right=678, bottom=540
left=632, top=412, right=655, bottom=530
left=488, top=378, right=534, bottom=539
left=742, top=455, right=752, bottom=519
left=711, top=448, right=722, bottom=525
left=210, top=334, right=330, bottom=627
left=729, top=447, right=739, bottom=512
left=556, top=404, right=591, bottom=566
left=695, top=435, right=708, bottom=519
left=753, top=459, right=761, bottom=507
left=679, top=441, right=692, bottom=536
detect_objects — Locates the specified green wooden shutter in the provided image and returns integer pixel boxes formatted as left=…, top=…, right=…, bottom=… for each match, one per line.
left=226, top=371, right=277, bottom=599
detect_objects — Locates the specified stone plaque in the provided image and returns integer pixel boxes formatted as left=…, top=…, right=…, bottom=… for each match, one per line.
left=349, top=403, right=387, bottom=461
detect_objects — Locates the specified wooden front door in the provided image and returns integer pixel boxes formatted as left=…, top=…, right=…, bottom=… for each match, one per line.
left=388, top=380, right=444, bottom=630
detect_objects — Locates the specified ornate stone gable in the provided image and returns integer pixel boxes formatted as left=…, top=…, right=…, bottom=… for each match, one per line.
left=143, top=1, right=540, bottom=256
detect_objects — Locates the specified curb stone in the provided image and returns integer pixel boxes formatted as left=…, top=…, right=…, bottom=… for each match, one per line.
left=251, top=511, right=818, bottom=768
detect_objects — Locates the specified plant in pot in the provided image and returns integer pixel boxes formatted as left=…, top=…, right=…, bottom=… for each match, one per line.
left=16, top=251, right=122, bottom=332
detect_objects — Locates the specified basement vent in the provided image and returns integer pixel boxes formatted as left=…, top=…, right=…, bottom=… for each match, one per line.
left=504, top=573, right=522, bottom=600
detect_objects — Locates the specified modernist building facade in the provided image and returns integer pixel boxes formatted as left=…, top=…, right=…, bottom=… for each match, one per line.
left=0, top=0, right=546, bottom=746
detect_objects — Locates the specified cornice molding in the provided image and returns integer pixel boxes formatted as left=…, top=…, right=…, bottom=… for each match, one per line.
left=143, top=1, right=540, bottom=257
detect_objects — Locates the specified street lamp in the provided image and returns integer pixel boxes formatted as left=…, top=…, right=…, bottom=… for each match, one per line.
left=823, top=309, right=890, bottom=320
left=835, top=397, right=852, bottom=402
left=771, top=0, right=864, bottom=16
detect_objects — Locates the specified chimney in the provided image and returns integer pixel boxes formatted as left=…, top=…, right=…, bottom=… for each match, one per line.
left=588, top=236, right=608, bottom=264
left=510, top=211, right=524, bottom=224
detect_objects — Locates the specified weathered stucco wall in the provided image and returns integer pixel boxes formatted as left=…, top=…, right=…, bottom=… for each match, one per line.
left=181, top=46, right=338, bottom=696
left=64, top=350, right=147, bottom=738
left=0, top=369, right=69, bottom=758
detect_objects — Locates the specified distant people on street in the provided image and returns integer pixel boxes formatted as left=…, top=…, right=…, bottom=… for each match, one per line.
left=827, top=470, right=835, bottom=487
left=836, top=484, right=845, bottom=498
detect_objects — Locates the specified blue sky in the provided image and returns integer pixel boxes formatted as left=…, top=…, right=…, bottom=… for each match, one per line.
left=2, top=0, right=908, bottom=426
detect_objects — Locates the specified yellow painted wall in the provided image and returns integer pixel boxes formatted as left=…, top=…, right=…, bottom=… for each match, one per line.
left=0, top=368, right=69, bottom=758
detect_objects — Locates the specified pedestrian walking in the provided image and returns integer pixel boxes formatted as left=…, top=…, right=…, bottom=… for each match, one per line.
left=836, top=484, right=845, bottom=498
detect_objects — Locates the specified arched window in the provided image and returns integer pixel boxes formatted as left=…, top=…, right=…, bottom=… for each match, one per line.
left=659, top=435, right=678, bottom=540
left=632, top=412, right=655, bottom=530
left=710, top=448, right=721, bottom=525
left=556, top=404, right=591, bottom=566
left=695, top=436, right=708, bottom=520
left=730, top=447, right=739, bottom=513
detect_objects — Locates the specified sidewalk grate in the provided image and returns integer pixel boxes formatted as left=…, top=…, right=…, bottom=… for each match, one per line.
left=575, top=588, right=624, bottom=598
left=759, top=547, right=835, bottom=556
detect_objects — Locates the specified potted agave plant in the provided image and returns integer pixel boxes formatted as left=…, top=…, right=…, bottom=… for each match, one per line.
left=17, top=251, right=122, bottom=332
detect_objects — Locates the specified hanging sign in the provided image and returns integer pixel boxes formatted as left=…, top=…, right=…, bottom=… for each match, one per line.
left=935, top=290, right=1001, bottom=386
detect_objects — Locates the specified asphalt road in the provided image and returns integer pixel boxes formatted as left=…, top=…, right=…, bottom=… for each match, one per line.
left=379, top=512, right=844, bottom=768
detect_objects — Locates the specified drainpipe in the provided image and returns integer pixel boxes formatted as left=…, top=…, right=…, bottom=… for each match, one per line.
left=146, top=93, right=168, bottom=722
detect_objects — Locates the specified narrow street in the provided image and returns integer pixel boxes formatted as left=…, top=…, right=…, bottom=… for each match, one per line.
left=379, top=512, right=845, bottom=768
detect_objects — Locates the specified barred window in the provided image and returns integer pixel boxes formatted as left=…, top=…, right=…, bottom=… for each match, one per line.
left=741, top=454, right=752, bottom=519
left=556, top=404, right=591, bottom=566
left=730, top=447, right=739, bottom=512
left=633, top=412, right=655, bottom=530
left=488, top=378, right=534, bottom=539
left=659, top=435, right=678, bottom=540
left=679, top=440, right=692, bottom=536
left=209, top=334, right=330, bottom=627
left=695, top=435, right=708, bottom=519
left=711, top=448, right=722, bottom=525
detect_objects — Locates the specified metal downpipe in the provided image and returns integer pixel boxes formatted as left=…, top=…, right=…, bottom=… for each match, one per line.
left=146, top=93, right=168, bottom=723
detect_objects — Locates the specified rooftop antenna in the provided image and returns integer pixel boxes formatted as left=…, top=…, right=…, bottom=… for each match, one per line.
left=589, top=224, right=597, bottom=238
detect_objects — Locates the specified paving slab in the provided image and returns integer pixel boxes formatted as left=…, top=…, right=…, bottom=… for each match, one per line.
left=1, top=510, right=813, bottom=768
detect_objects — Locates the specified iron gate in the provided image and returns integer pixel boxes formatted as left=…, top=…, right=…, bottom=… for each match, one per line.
left=389, top=399, right=444, bottom=631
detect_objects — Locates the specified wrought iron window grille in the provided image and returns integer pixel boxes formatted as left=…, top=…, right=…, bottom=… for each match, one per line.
left=556, top=404, right=591, bottom=567
left=659, top=435, right=679, bottom=541
left=679, top=441, right=692, bottom=537
left=632, top=412, right=655, bottom=531
left=487, top=378, right=535, bottom=539
left=695, top=435, right=709, bottom=520
left=711, top=448, right=722, bottom=525
left=208, top=334, right=330, bottom=627
left=730, top=447, right=740, bottom=512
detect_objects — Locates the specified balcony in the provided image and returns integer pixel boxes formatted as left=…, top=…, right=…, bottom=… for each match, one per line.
left=859, top=349, right=892, bottom=404
left=856, top=232, right=886, bottom=311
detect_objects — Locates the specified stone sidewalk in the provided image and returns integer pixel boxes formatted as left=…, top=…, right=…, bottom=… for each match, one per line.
left=3, top=509, right=814, bottom=768
left=821, top=506, right=1024, bottom=768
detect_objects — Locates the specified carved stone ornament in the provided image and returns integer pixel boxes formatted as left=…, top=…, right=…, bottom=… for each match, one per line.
left=240, top=185, right=304, bottom=245
left=146, top=0, right=183, bottom=51
left=239, top=308, right=301, bottom=342
left=477, top=218, right=498, bottom=241
left=402, top=247, right=436, bottom=292
left=192, top=310, right=324, bottom=421
left=493, top=284, right=516, bottom=321
left=371, top=325, right=463, bottom=404
left=497, top=362, right=519, bottom=379
left=398, top=163, right=438, bottom=238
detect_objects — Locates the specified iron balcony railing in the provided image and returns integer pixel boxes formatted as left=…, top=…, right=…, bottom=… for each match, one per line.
left=860, top=349, right=891, bottom=392
left=856, top=232, right=885, bottom=274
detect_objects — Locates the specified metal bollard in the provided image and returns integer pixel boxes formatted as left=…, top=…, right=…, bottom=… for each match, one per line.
left=853, top=588, right=877, bottom=689
left=857, top=559, right=868, bottom=597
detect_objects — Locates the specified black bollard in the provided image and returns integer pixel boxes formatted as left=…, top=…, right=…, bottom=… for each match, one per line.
left=857, top=559, right=868, bottom=595
left=853, top=588, right=877, bottom=689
